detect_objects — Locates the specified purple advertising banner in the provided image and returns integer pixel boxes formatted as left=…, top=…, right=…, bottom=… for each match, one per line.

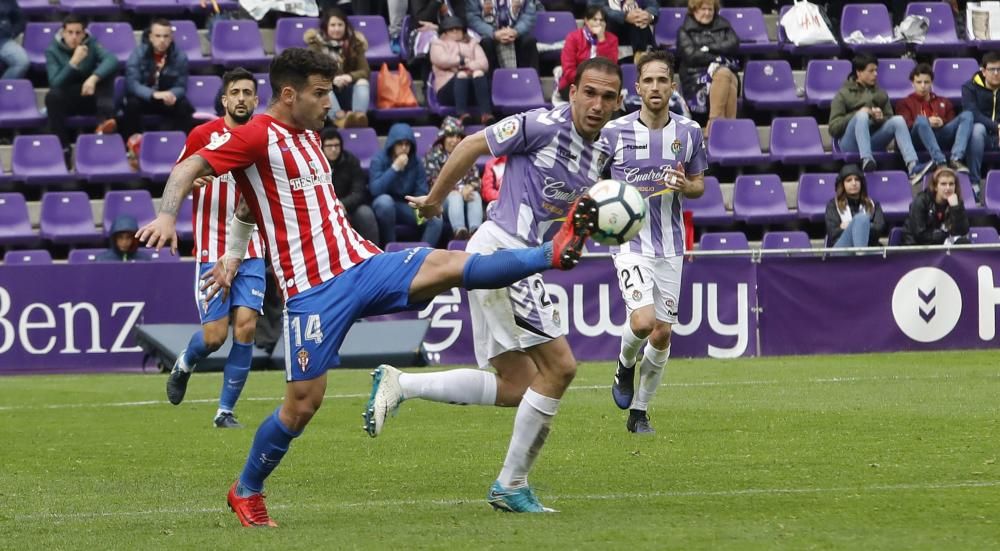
left=0, top=262, right=198, bottom=373
left=757, top=251, right=1000, bottom=355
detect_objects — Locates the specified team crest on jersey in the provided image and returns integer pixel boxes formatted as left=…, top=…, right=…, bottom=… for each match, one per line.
left=206, top=131, right=232, bottom=151
left=297, top=349, right=310, bottom=372
left=493, top=117, right=520, bottom=143
left=632, top=289, right=642, bottom=301
left=670, top=139, right=682, bottom=155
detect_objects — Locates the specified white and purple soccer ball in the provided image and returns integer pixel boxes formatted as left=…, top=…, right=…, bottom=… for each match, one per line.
left=587, top=179, right=647, bottom=246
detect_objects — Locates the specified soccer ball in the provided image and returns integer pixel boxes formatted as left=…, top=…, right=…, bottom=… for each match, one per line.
left=587, top=179, right=647, bottom=246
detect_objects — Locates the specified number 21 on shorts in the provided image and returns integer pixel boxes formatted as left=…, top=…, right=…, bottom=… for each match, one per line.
left=290, top=314, right=324, bottom=346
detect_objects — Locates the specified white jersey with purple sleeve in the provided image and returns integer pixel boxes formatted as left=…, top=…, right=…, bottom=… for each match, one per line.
left=483, top=105, right=614, bottom=244
left=602, top=111, right=708, bottom=257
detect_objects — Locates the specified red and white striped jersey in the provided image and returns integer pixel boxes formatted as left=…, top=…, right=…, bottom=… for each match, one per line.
left=179, top=117, right=265, bottom=263
left=195, top=114, right=381, bottom=300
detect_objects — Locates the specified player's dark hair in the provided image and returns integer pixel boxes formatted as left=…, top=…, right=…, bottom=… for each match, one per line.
left=850, top=53, right=877, bottom=78
left=574, top=56, right=622, bottom=92
left=637, top=50, right=674, bottom=80
left=268, top=48, right=338, bottom=101
left=982, top=51, right=1000, bottom=68
left=910, top=63, right=933, bottom=82
left=222, top=67, right=257, bottom=94
left=321, top=127, right=342, bottom=144
left=62, top=14, right=85, bottom=28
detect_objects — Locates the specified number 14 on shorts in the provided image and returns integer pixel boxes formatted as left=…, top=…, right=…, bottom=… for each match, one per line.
left=290, top=314, right=324, bottom=346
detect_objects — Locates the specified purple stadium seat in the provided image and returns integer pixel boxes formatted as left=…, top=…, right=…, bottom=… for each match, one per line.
left=805, top=59, right=851, bottom=107
left=340, top=128, right=379, bottom=170
left=384, top=241, right=431, bottom=253
left=40, top=191, right=101, bottom=245
left=87, top=22, right=137, bottom=64
left=932, top=58, right=979, bottom=103
left=719, top=8, right=779, bottom=54
left=12, top=135, right=73, bottom=186
left=24, top=22, right=62, bottom=69
left=534, top=11, right=576, bottom=61
left=0, top=193, right=38, bottom=246
left=348, top=16, right=398, bottom=66
left=492, top=68, right=548, bottom=115
left=620, top=63, right=638, bottom=98
left=446, top=239, right=467, bottom=251
left=878, top=58, right=917, bottom=102
left=139, top=131, right=186, bottom=183
left=123, top=0, right=186, bottom=14
left=275, top=17, right=318, bottom=54
left=410, top=126, right=440, bottom=159
left=179, top=0, right=238, bottom=11
left=425, top=73, right=457, bottom=117
left=67, top=248, right=107, bottom=263
left=583, top=239, right=611, bottom=255
left=655, top=8, right=686, bottom=50
left=887, top=226, right=905, bottom=246
left=15, top=0, right=51, bottom=15
left=699, top=231, right=749, bottom=251
left=188, top=75, right=222, bottom=120
left=211, top=20, right=270, bottom=68
left=796, top=172, right=838, bottom=223
left=762, top=230, right=812, bottom=250
left=103, top=190, right=156, bottom=235
left=0, top=80, right=46, bottom=129
left=743, top=60, right=804, bottom=110
left=60, top=0, right=120, bottom=15
left=840, top=4, right=905, bottom=55
left=4, top=249, right=52, bottom=264
left=866, top=170, right=912, bottom=222
left=369, top=70, right=427, bottom=121
left=684, top=176, right=732, bottom=226
left=969, top=226, right=1000, bottom=244
left=171, top=20, right=210, bottom=70
left=732, top=174, right=795, bottom=224
left=74, top=133, right=135, bottom=184
left=150, top=250, right=184, bottom=261
left=777, top=5, right=842, bottom=57
left=770, top=117, right=827, bottom=165
left=706, top=119, right=769, bottom=166
left=984, top=171, right=1000, bottom=215
left=905, top=2, right=965, bottom=53
left=831, top=137, right=895, bottom=165
left=177, top=194, right=194, bottom=241
left=253, top=73, right=271, bottom=114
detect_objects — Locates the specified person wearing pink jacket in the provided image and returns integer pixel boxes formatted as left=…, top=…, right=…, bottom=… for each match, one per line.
left=430, top=16, right=495, bottom=125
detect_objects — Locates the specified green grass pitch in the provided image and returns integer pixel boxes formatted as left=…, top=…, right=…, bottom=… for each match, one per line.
left=1, top=351, right=998, bottom=549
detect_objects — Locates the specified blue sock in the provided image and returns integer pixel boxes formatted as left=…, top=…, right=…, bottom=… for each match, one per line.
left=183, top=331, right=212, bottom=367
left=461, top=244, right=552, bottom=290
left=238, top=408, right=301, bottom=494
left=219, top=340, right=253, bottom=412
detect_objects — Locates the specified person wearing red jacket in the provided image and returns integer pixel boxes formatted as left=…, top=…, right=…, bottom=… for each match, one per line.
left=556, top=5, right=619, bottom=102
left=481, top=155, right=506, bottom=204
left=895, top=63, right=973, bottom=173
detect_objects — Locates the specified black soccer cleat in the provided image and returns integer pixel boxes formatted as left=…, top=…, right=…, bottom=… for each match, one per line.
left=214, top=412, right=243, bottom=429
left=166, top=351, right=192, bottom=405
left=611, top=359, right=636, bottom=410
left=626, top=409, right=655, bottom=434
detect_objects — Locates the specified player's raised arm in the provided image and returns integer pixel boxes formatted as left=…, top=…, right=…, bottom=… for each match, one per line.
left=136, top=154, right=215, bottom=254
left=407, top=130, right=490, bottom=218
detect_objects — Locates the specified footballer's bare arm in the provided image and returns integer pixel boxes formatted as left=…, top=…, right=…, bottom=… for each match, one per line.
left=138, top=154, right=215, bottom=254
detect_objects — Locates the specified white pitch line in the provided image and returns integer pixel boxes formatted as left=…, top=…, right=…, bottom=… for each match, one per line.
left=1, top=373, right=997, bottom=412
left=14, top=480, right=1000, bottom=521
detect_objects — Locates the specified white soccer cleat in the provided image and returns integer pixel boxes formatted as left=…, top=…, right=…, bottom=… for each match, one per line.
left=362, top=364, right=404, bottom=437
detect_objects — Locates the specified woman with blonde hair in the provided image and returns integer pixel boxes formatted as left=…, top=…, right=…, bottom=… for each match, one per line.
left=304, top=7, right=370, bottom=127
left=902, top=167, right=971, bottom=245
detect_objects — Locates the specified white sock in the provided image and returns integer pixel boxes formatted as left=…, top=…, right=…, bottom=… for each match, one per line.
left=619, top=322, right=646, bottom=367
left=215, top=408, right=231, bottom=417
left=497, top=388, right=559, bottom=488
left=630, top=342, right=670, bottom=411
left=398, top=369, right=497, bottom=405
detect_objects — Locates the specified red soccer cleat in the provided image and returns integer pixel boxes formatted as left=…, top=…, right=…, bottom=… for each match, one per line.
left=550, top=194, right=597, bottom=270
left=227, top=481, right=278, bottom=527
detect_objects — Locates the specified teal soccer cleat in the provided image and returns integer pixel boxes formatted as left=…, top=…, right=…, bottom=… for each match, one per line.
left=487, top=481, right=557, bottom=513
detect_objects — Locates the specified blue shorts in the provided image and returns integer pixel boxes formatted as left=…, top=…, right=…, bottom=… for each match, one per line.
left=196, top=259, right=267, bottom=324
left=283, top=248, right=433, bottom=381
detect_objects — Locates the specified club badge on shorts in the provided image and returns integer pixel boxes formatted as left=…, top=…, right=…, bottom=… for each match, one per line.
left=297, top=349, right=310, bottom=372
left=632, top=289, right=642, bottom=301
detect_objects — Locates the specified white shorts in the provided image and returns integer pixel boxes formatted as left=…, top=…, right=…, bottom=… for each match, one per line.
left=466, top=221, right=564, bottom=368
left=613, top=252, right=683, bottom=324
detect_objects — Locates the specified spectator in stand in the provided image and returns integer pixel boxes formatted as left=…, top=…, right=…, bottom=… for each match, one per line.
left=97, top=216, right=153, bottom=262
left=824, top=164, right=886, bottom=248
left=305, top=7, right=370, bottom=128
left=481, top=155, right=505, bottom=205
left=0, top=0, right=29, bottom=79
left=676, top=0, right=739, bottom=136
left=321, top=128, right=379, bottom=245
left=961, top=51, right=1000, bottom=202
left=829, top=53, right=933, bottom=185
left=895, top=63, right=972, bottom=175
left=902, top=167, right=970, bottom=245
left=430, top=16, right=494, bottom=126
left=425, top=116, right=482, bottom=240
left=588, top=0, right=657, bottom=61
left=369, top=122, right=444, bottom=247
left=466, top=0, right=540, bottom=72
left=555, top=5, right=618, bottom=104
left=45, top=15, right=119, bottom=149
left=121, top=19, right=195, bottom=138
